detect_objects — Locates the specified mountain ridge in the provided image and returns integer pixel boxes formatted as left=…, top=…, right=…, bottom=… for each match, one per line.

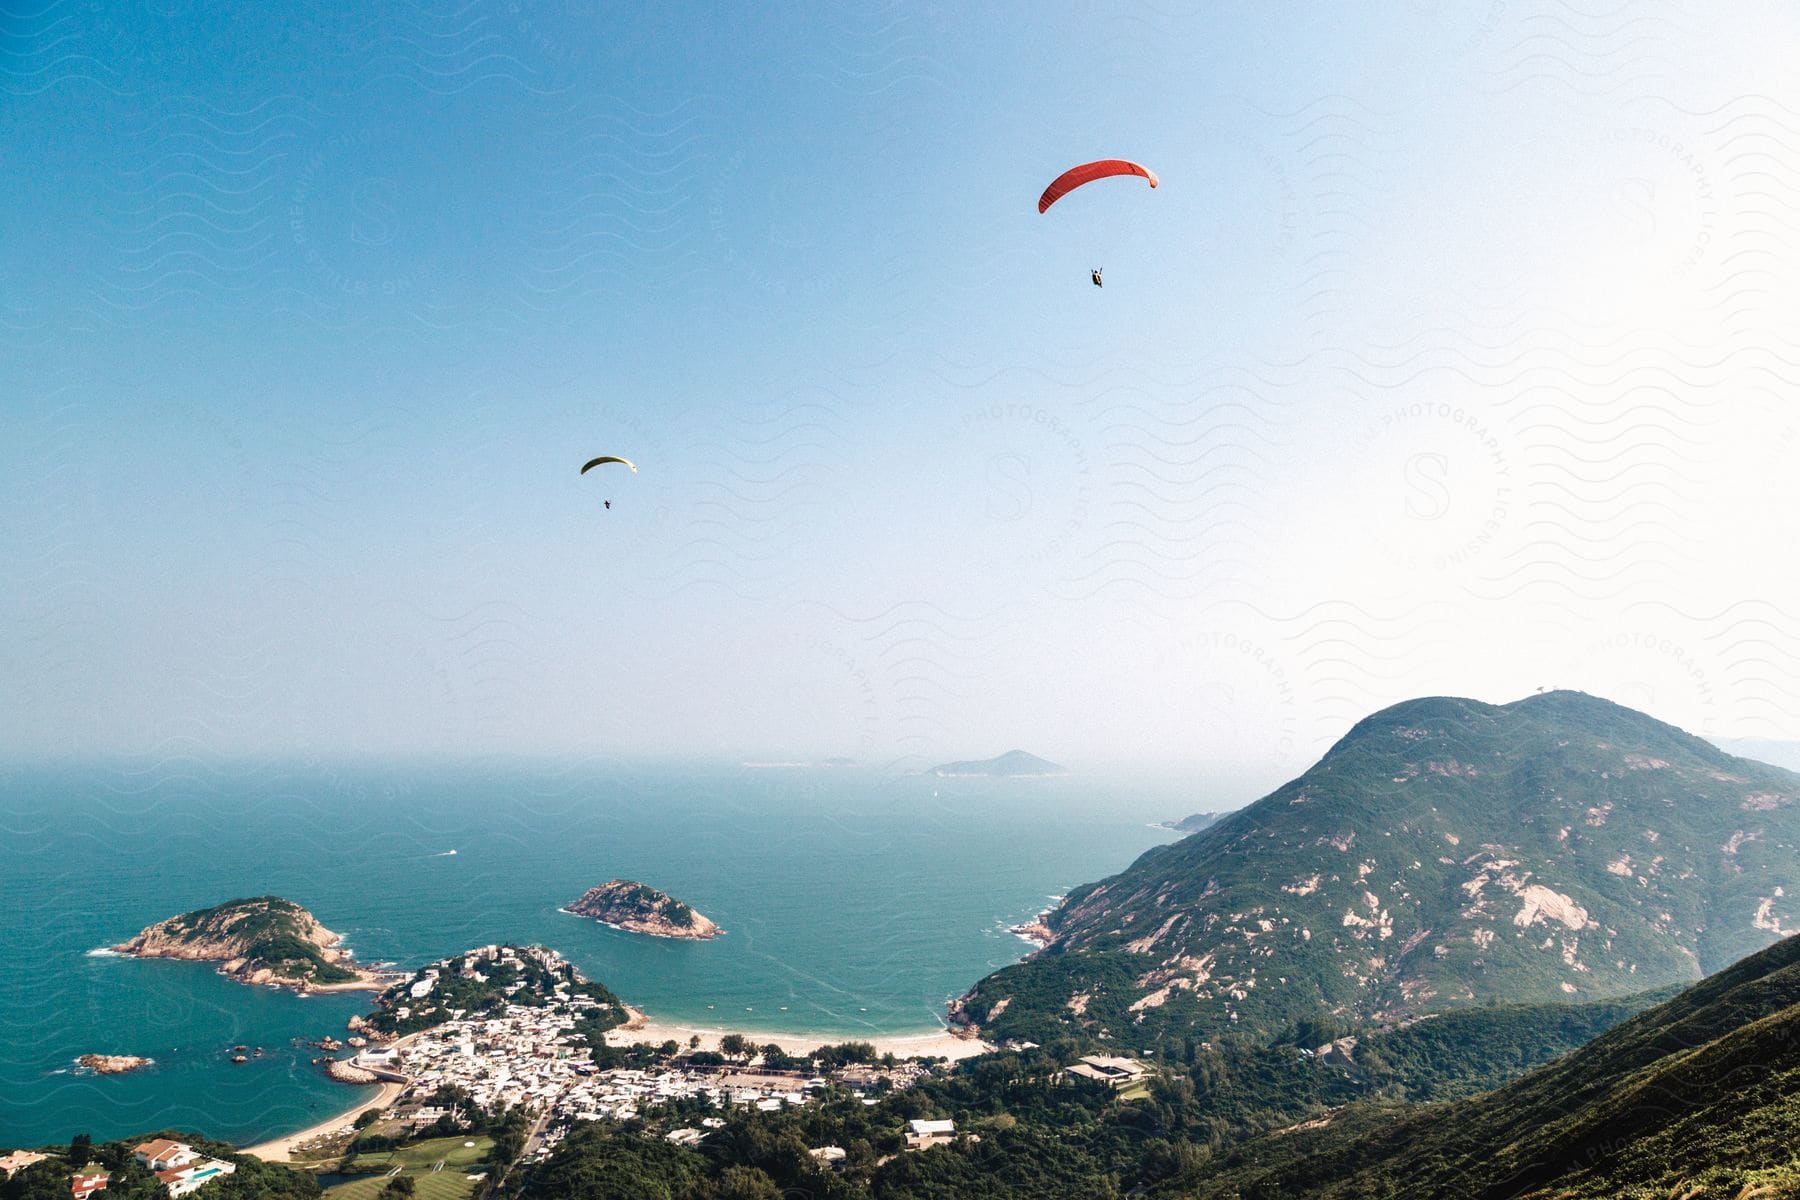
left=957, top=690, right=1800, bottom=1049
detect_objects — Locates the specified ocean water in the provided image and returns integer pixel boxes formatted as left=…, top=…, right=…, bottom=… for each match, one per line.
left=0, top=759, right=1202, bottom=1147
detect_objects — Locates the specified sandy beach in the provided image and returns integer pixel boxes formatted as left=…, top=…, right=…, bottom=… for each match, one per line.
left=240, top=1032, right=422, bottom=1163
left=605, top=1008, right=992, bottom=1062
left=297, top=969, right=396, bottom=995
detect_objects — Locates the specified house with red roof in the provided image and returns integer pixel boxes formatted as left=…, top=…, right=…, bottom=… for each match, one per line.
left=70, top=1170, right=109, bottom=1199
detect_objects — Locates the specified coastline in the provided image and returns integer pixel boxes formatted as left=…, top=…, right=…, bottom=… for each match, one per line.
left=101, top=945, right=393, bottom=996
left=297, top=969, right=398, bottom=994
left=239, top=1032, right=424, bottom=1163
left=557, top=907, right=723, bottom=941
left=243, top=1007, right=992, bottom=1162
left=605, top=1008, right=992, bottom=1062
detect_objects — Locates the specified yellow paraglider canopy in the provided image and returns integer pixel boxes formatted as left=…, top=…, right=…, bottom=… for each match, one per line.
left=580, top=456, right=636, bottom=474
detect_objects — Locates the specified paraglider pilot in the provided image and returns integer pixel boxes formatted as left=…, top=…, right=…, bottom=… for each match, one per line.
left=1091, top=268, right=1103, bottom=288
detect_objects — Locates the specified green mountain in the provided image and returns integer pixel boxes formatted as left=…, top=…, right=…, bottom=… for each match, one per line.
left=957, top=691, right=1800, bottom=1049
left=1176, top=931, right=1800, bottom=1199
left=928, top=750, right=1066, bottom=777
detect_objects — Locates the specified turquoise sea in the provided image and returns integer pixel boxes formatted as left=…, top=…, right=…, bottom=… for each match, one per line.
left=0, top=760, right=1218, bottom=1147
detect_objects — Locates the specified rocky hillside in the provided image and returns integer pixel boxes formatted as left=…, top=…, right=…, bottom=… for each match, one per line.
left=1177, top=932, right=1800, bottom=1199
left=567, top=880, right=721, bottom=939
left=112, top=896, right=369, bottom=990
left=958, top=691, right=1800, bottom=1049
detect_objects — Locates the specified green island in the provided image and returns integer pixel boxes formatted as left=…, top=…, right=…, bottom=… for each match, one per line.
left=565, top=880, right=722, bottom=940
left=926, top=750, right=1066, bottom=778
left=110, top=897, right=372, bottom=991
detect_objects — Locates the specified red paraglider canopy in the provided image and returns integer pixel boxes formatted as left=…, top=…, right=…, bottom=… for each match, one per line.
left=1037, top=160, right=1159, bottom=214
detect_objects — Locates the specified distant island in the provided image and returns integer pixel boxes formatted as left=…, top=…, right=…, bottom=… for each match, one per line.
left=111, top=896, right=380, bottom=992
left=927, top=750, right=1066, bottom=778
left=1155, top=811, right=1229, bottom=834
left=566, top=880, right=722, bottom=940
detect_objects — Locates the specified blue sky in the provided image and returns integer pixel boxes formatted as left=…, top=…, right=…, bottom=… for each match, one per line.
left=5, top=2, right=1799, bottom=775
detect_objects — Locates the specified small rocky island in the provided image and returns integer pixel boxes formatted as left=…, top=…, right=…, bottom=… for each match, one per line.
left=566, top=880, right=721, bottom=940
left=927, top=750, right=1066, bottom=778
left=111, top=895, right=377, bottom=992
left=76, top=1054, right=151, bottom=1075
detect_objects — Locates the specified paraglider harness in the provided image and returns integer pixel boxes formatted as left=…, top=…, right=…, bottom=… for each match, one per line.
left=1091, top=268, right=1103, bottom=288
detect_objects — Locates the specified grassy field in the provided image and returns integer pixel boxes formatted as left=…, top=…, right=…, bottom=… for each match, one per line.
left=323, top=1172, right=484, bottom=1200
left=323, top=1136, right=495, bottom=1200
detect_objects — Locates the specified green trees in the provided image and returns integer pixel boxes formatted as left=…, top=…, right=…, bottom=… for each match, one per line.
left=815, top=1041, right=878, bottom=1067
left=67, top=1135, right=92, bottom=1170
left=714, top=1167, right=779, bottom=1200
left=520, top=1129, right=711, bottom=1200
left=2, top=1161, right=74, bottom=1200
left=719, top=1034, right=750, bottom=1058
left=486, top=1105, right=533, bottom=1166
left=377, top=1177, right=415, bottom=1199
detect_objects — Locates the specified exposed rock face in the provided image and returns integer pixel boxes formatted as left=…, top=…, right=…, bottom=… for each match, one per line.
left=346, top=1013, right=393, bottom=1043
left=112, top=896, right=371, bottom=991
left=77, top=1054, right=151, bottom=1074
left=567, top=880, right=721, bottom=939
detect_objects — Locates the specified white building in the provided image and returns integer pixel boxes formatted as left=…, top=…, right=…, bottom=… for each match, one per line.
left=905, top=1118, right=959, bottom=1150
left=133, top=1140, right=237, bottom=1197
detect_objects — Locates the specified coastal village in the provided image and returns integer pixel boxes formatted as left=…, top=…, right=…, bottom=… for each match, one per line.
left=291, top=945, right=944, bottom=1166
left=1, top=943, right=973, bottom=1198
left=8, top=903, right=1165, bottom=1198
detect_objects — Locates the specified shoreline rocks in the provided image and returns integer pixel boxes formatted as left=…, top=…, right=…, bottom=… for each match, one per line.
left=76, top=1054, right=151, bottom=1075
left=324, top=1058, right=378, bottom=1084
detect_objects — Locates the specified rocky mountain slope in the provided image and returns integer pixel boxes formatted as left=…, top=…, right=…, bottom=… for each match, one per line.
left=1177, top=931, right=1800, bottom=1199
left=112, top=896, right=369, bottom=990
left=958, top=691, right=1800, bottom=1048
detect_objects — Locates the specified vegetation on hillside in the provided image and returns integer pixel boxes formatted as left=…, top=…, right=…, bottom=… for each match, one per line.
left=962, top=692, right=1800, bottom=1050
left=509, top=985, right=1668, bottom=1199
left=122, top=896, right=359, bottom=985
left=1173, top=931, right=1800, bottom=1199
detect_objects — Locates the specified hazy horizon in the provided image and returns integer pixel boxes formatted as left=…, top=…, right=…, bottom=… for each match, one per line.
left=6, top=4, right=1800, bottom=775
